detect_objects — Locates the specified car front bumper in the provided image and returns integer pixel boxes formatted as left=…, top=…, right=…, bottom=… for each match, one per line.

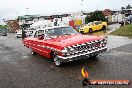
left=58, top=46, right=107, bottom=62
left=79, top=31, right=84, bottom=34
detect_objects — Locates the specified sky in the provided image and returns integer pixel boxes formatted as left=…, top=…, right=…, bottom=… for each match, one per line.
left=0, top=0, right=132, bottom=24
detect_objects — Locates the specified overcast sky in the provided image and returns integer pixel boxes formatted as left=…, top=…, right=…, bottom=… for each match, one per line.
left=0, top=0, right=132, bottom=24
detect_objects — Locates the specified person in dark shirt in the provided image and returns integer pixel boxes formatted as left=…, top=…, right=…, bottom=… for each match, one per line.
left=54, top=19, right=58, bottom=26
left=22, top=30, right=26, bottom=39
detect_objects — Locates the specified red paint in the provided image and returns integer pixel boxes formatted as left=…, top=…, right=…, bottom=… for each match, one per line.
left=23, top=34, right=104, bottom=59
left=69, top=20, right=75, bottom=28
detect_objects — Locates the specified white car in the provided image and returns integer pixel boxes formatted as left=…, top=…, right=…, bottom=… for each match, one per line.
left=16, top=30, right=22, bottom=38
left=16, top=30, right=34, bottom=38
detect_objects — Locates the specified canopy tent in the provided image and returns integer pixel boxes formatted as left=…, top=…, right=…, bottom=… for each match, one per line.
left=30, top=20, right=53, bottom=29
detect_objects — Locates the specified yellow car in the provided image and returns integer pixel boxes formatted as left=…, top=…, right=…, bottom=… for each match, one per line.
left=79, top=21, right=107, bottom=34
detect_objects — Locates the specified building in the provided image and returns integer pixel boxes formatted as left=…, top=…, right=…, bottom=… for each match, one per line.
left=17, top=14, right=70, bottom=29
left=5, top=20, right=19, bottom=33
left=18, top=15, right=36, bottom=29
left=122, top=9, right=132, bottom=16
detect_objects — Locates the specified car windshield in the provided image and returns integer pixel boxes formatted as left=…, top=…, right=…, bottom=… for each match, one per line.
left=87, top=22, right=94, bottom=26
left=45, top=26, right=77, bottom=38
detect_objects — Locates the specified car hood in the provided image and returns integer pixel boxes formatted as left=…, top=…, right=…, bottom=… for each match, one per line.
left=80, top=25, right=92, bottom=30
left=46, top=34, right=104, bottom=48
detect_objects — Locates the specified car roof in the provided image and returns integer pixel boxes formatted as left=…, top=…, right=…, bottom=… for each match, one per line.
left=37, top=25, right=70, bottom=31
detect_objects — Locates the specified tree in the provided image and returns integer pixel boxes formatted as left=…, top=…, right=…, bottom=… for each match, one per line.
left=126, top=4, right=132, bottom=9
left=85, top=11, right=107, bottom=23
left=121, top=7, right=125, bottom=11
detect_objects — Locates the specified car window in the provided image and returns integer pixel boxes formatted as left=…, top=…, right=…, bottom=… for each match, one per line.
left=38, top=30, right=44, bottom=36
left=45, top=27, right=77, bottom=38
left=34, top=31, right=38, bottom=38
left=94, top=21, right=101, bottom=25
left=87, top=22, right=94, bottom=26
left=34, top=30, right=44, bottom=38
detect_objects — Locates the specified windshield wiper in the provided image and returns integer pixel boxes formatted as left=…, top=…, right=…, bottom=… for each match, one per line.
left=64, top=33, right=71, bottom=35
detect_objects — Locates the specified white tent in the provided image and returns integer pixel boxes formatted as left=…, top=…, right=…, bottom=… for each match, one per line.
left=62, top=17, right=73, bottom=25
left=30, top=20, right=53, bottom=29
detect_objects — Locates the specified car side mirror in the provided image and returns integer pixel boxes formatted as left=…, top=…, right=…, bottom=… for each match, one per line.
left=38, top=35, right=44, bottom=40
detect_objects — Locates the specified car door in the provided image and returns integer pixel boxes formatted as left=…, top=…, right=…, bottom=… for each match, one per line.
left=94, top=22, right=102, bottom=30
left=32, top=30, right=50, bottom=58
left=97, top=22, right=103, bottom=30
left=92, top=22, right=98, bottom=31
left=30, top=31, right=39, bottom=53
left=32, top=30, right=43, bottom=54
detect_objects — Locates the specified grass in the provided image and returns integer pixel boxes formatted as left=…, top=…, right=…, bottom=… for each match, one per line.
left=0, top=25, right=8, bottom=29
left=110, top=24, right=132, bottom=37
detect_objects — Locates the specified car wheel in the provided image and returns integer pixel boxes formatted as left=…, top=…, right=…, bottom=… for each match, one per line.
left=54, top=55, right=63, bottom=66
left=89, top=54, right=98, bottom=60
left=90, top=54, right=98, bottom=59
left=89, top=28, right=93, bottom=33
left=92, top=54, right=98, bottom=58
left=31, top=51, right=37, bottom=55
left=102, top=25, right=106, bottom=30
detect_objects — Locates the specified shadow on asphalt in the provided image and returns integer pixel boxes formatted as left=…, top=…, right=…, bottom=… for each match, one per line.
left=30, top=53, right=100, bottom=68
left=62, top=57, right=100, bottom=68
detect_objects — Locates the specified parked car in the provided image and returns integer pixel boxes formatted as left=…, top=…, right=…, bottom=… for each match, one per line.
left=23, top=26, right=107, bottom=66
left=0, top=29, right=7, bottom=36
left=127, top=15, right=132, bottom=24
left=119, top=15, right=132, bottom=25
left=79, top=21, right=107, bottom=34
left=16, top=30, right=34, bottom=38
left=2, top=31, right=7, bottom=36
left=16, top=30, right=22, bottom=38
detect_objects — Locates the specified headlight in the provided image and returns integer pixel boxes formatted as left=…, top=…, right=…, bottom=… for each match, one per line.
left=69, top=47, right=74, bottom=51
left=104, top=39, right=107, bottom=44
left=80, top=28, right=83, bottom=31
left=62, top=49, right=68, bottom=53
left=61, top=48, right=69, bottom=56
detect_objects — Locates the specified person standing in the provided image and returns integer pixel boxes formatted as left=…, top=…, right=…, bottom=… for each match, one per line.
left=22, top=30, right=26, bottom=39
left=54, top=19, right=58, bottom=26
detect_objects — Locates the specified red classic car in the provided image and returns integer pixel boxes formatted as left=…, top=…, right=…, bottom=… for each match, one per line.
left=23, top=26, right=107, bottom=66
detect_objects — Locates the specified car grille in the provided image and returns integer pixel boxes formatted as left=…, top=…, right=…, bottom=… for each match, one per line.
left=79, top=31, right=84, bottom=34
left=66, top=39, right=107, bottom=55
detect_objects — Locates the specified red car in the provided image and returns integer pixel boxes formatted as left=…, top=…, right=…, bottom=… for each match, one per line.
left=23, top=26, right=107, bottom=66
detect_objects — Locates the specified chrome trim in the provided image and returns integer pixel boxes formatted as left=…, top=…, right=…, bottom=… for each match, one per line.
left=58, top=46, right=107, bottom=60
left=40, top=45, right=62, bottom=52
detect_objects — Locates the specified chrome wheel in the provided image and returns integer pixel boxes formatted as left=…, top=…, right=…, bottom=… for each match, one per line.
left=92, top=54, right=98, bottom=57
left=89, top=28, right=93, bottom=33
left=102, top=25, right=106, bottom=30
left=54, top=56, right=62, bottom=66
left=31, top=51, right=36, bottom=55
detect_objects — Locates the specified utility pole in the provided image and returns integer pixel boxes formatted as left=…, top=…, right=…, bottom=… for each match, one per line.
left=17, top=11, right=19, bottom=17
left=97, top=0, right=99, bottom=11
left=81, top=0, right=83, bottom=15
left=26, top=8, right=29, bottom=15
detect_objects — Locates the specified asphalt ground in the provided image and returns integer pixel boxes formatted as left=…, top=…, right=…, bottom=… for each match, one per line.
left=0, top=33, right=132, bottom=88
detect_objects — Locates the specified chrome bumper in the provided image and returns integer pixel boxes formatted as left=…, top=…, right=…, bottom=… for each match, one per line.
left=58, top=46, right=107, bottom=62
